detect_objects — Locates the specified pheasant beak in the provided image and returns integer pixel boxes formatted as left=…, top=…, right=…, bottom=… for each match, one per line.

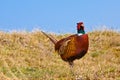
left=80, top=24, right=84, bottom=30
left=81, top=24, right=84, bottom=27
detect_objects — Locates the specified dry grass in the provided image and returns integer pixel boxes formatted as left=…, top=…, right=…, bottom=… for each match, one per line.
left=0, top=30, right=120, bottom=80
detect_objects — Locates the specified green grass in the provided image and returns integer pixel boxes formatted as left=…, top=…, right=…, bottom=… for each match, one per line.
left=0, top=30, right=120, bottom=80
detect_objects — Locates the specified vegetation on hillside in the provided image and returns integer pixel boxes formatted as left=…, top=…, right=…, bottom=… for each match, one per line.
left=0, top=30, right=120, bottom=80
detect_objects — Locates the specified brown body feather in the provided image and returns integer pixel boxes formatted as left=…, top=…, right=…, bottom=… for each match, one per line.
left=41, top=31, right=89, bottom=65
left=55, top=34, right=89, bottom=62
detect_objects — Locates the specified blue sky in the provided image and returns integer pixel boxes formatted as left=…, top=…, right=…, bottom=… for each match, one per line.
left=0, top=0, right=120, bottom=33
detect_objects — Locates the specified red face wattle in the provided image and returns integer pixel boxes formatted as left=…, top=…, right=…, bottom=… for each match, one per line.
left=77, top=22, right=84, bottom=30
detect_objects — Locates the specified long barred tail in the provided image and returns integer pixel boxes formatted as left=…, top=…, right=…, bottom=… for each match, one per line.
left=41, top=31, right=57, bottom=45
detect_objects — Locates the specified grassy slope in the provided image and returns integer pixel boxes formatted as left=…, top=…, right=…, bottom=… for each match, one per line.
left=0, top=30, right=120, bottom=80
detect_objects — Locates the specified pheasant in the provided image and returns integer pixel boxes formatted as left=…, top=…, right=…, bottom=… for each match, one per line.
left=41, top=22, right=89, bottom=71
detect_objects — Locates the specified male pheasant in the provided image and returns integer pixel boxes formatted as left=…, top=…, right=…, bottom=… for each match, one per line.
left=41, top=22, right=89, bottom=69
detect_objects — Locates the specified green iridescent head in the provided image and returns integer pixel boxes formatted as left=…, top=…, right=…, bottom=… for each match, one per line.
left=77, top=22, right=85, bottom=35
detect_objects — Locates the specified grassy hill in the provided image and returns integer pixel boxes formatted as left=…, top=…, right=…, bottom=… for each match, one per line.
left=0, top=30, right=120, bottom=80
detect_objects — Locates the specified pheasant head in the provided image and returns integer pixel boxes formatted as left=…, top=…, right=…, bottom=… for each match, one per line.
left=77, top=22, right=85, bottom=36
